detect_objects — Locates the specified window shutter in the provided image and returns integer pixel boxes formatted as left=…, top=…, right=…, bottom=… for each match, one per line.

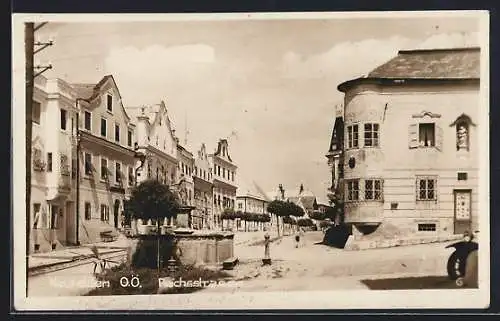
left=435, top=124, right=443, bottom=151
left=408, top=123, right=418, bottom=148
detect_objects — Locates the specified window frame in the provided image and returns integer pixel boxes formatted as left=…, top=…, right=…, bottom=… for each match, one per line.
left=346, top=124, right=359, bottom=149
left=345, top=179, right=360, bottom=202
left=100, top=117, right=107, bottom=138
left=418, top=123, right=436, bottom=148
left=100, top=204, right=109, bottom=222
left=60, top=108, right=68, bottom=131
left=32, top=100, right=41, bottom=125
left=47, top=152, right=53, bottom=172
left=106, top=93, right=113, bottom=113
left=364, top=123, right=380, bottom=148
left=416, top=176, right=438, bottom=201
left=84, top=202, right=92, bottom=220
left=84, top=152, right=93, bottom=176
left=100, top=156, right=109, bottom=181
left=114, top=123, right=120, bottom=143
left=364, top=178, right=383, bottom=201
left=127, top=129, right=133, bottom=147
left=115, top=161, right=122, bottom=185
left=84, top=110, right=92, bottom=131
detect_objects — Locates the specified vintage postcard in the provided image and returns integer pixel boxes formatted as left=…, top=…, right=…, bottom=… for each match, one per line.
left=12, top=11, right=490, bottom=311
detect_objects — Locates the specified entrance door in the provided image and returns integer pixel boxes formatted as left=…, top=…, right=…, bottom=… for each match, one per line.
left=454, top=190, right=472, bottom=234
left=114, top=200, right=120, bottom=229
left=65, top=201, right=76, bottom=245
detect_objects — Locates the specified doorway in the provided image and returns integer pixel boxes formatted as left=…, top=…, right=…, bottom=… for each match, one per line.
left=114, top=200, right=120, bottom=229
left=65, top=201, right=76, bottom=245
left=454, top=189, right=472, bottom=235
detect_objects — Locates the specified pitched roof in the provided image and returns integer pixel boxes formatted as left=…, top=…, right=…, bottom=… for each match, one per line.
left=368, top=47, right=480, bottom=79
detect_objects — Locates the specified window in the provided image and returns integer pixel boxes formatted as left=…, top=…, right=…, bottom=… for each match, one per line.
left=32, top=101, right=41, bottom=124
left=115, top=162, right=121, bottom=184
left=47, top=152, right=53, bottom=172
left=417, top=177, right=437, bottom=201
left=84, top=111, right=92, bottom=131
left=128, top=166, right=134, bottom=186
left=347, top=124, right=359, bottom=149
left=365, top=179, right=383, bottom=200
left=418, top=223, right=436, bottom=232
left=458, top=172, right=468, bottom=181
left=84, top=153, right=92, bottom=175
left=100, top=204, right=109, bottom=222
left=218, top=166, right=221, bottom=176
left=106, top=94, right=113, bottom=112
left=214, top=196, right=217, bottom=205
left=345, top=179, right=359, bottom=201
left=223, top=168, right=226, bottom=179
left=50, top=205, right=59, bottom=229
left=101, top=157, right=108, bottom=180
left=60, top=109, right=67, bottom=130
left=84, top=202, right=91, bottom=220
left=364, top=123, right=379, bottom=147
left=419, top=123, right=435, bottom=147
left=115, top=124, right=120, bottom=143
left=232, top=172, right=235, bottom=181
left=32, top=203, right=41, bottom=228
left=100, top=118, right=107, bottom=137
left=127, top=129, right=133, bottom=147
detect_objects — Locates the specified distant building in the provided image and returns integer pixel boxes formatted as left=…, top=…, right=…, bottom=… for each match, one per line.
left=193, top=143, right=214, bottom=229
left=127, top=101, right=178, bottom=187
left=73, top=75, right=137, bottom=244
left=209, top=139, right=238, bottom=229
left=176, top=143, right=195, bottom=227
left=336, top=47, right=480, bottom=241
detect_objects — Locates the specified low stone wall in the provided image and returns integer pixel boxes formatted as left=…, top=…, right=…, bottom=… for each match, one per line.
left=344, top=234, right=464, bottom=251
left=176, top=232, right=234, bottom=266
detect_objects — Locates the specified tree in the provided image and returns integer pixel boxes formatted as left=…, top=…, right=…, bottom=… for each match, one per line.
left=309, top=210, right=326, bottom=221
left=128, top=180, right=180, bottom=222
left=267, top=200, right=285, bottom=237
left=127, top=180, right=180, bottom=270
left=221, top=208, right=236, bottom=230
left=297, top=217, right=314, bottom=227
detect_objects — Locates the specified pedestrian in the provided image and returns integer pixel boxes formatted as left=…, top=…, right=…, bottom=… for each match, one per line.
left=295, top=229, right=301, bottom=248
left=299, top=227, right=305, bottom=247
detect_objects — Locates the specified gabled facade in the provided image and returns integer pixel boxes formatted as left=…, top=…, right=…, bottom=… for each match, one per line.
left=73, top=75, right=136, bottom=244
left=193, top=143, right=214, bottom=229
left=127, top=101, right=178, bottom=186
left=337, top=47, right=481, bottom=241
left=209, top=139, right=238, bottom=229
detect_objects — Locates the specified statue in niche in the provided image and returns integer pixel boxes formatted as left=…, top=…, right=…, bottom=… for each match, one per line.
left=457, top=124, right=469, bottom=151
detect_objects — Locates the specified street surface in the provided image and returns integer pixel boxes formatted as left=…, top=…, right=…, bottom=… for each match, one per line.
left=26, top=230, right=459, bottom=296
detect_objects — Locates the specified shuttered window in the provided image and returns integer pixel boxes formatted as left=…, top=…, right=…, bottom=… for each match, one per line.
left=408, top=122, right=443, bottom=151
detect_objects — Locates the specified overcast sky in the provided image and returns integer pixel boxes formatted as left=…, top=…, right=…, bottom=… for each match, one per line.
left=33, top=14, right=481, bottom=202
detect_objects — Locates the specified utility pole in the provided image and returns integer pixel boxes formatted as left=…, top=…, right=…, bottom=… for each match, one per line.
left=25, top=22, right=34, bottom=296
left=26, top=21, right=52, bottom=294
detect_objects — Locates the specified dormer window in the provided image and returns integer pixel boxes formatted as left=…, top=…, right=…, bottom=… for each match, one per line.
left=106, top=94, right=113, bottom=113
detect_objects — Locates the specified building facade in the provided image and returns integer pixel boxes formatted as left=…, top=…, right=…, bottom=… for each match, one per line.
left=336, top=47, right=480, bottom=240
left=30, top=75, right=79, bottom=253
left=210, top=139, right=238, bottom=229
left=193, top=143, right=214, bottom=229
left=73, top=75, right=137, bottom=244
left=176, top=143, right=195, bottom=227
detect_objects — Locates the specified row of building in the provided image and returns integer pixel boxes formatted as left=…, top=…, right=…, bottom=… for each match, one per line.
left=29, top=74, right=240, bottom=253
left=325, top=47, right=480, bottom=241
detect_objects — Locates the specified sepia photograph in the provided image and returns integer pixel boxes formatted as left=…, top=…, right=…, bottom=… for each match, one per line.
left=12, top=11, right=490, bottom=310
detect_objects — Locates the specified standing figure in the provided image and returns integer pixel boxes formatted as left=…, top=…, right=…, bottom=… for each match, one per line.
left=295, top=229, right=301, bottom=248
left=262, top=232, right=271, bottom=265
left=457, top=125, right=469, bottom=150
